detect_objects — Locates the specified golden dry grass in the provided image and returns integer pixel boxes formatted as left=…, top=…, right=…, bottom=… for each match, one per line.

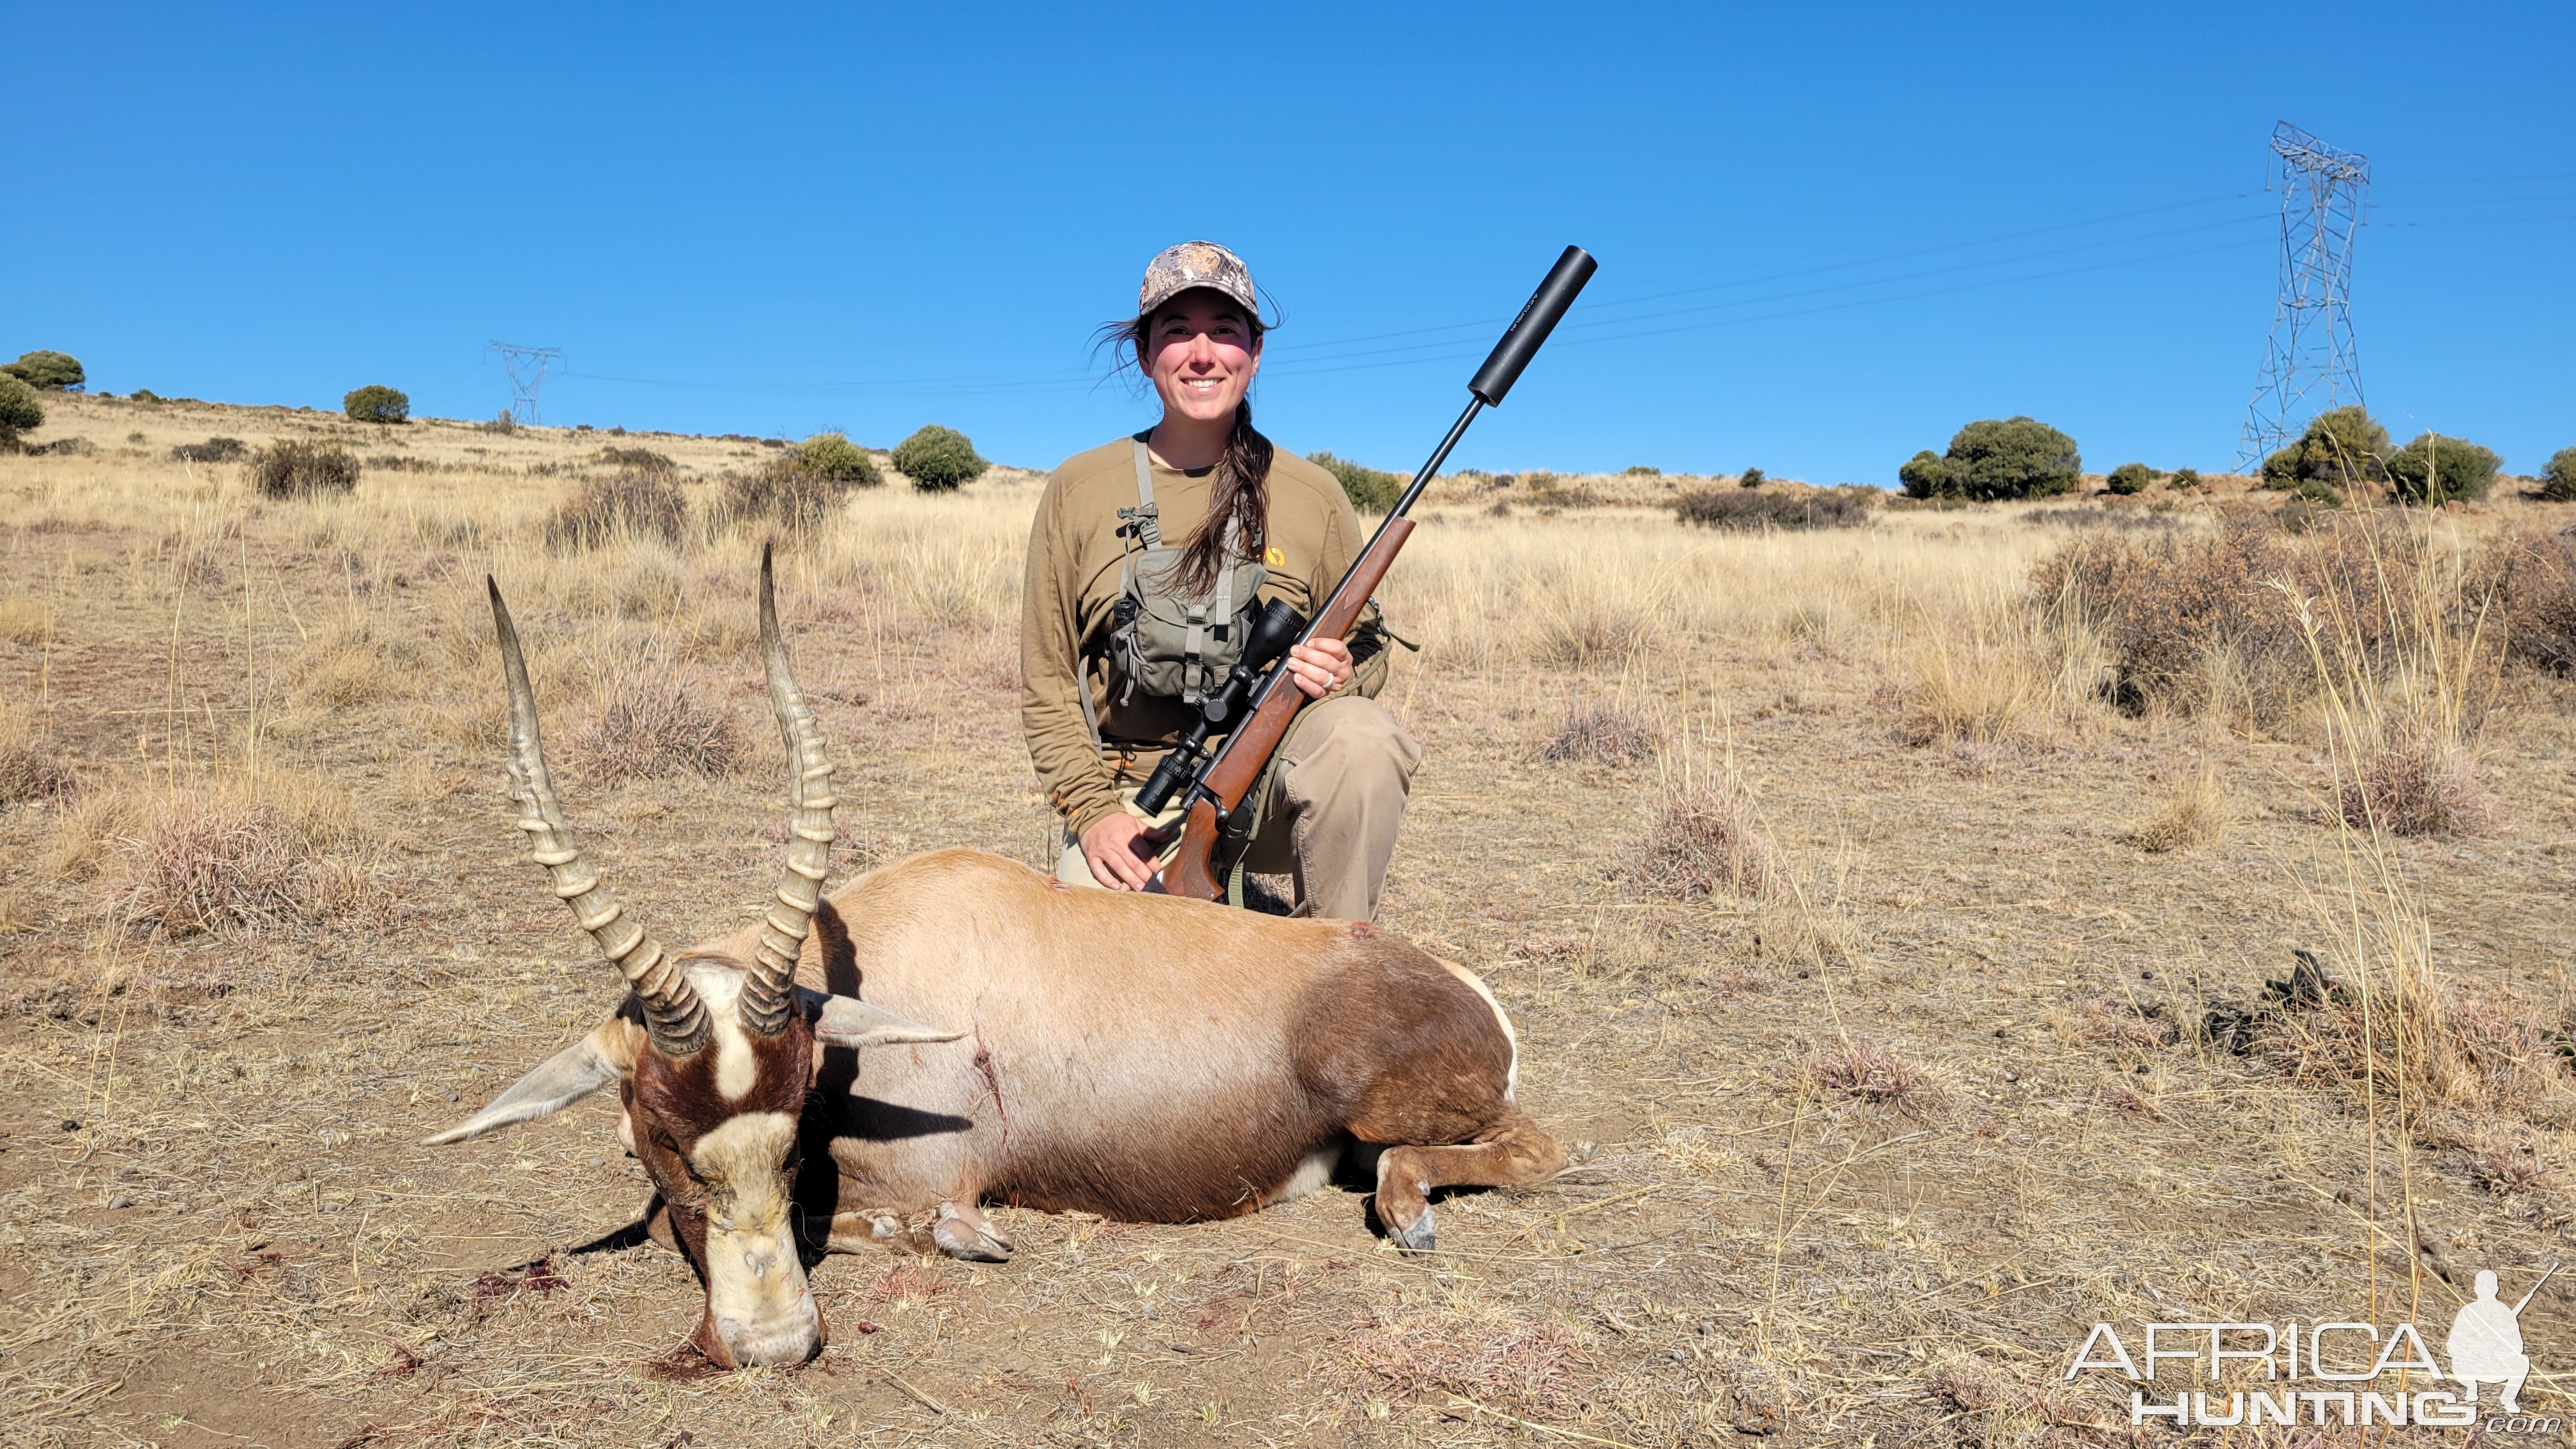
left=4, top=394, right=2576, bottom=1445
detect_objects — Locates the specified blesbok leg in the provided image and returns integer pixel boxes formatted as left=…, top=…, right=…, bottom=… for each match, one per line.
left=1365, top=1109, right=1565, bottom=1254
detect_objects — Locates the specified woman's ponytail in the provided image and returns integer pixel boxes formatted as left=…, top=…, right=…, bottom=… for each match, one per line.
left=1174, top=399, right=1272, bottom=595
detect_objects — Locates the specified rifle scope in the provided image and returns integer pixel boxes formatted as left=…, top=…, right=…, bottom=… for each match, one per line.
left=1132, top=596, right=1307, bottom=817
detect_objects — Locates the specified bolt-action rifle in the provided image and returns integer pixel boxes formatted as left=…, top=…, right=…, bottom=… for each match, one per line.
left=1137, top=245, right=1598, bottom=902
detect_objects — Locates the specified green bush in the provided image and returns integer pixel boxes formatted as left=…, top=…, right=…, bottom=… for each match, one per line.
left=2543, top=447, right=2576, bottom=502
left=2170, top=467, right=2202, bottom=490
left=342, top=385, right=409, bottom=424
left=891, top=424, right=988, bottom=491
left=2386, top=433, right=2502, bottom=505
left=1622, top=464, right=1661, bottom=477
left=794, top=432, right=881, bottom=487
left=2105, top=462, right=2154, bottom=496
left=1675, top=485, right=1873, bottom=531
left=1897, top=417, right=2082, bottom=502
left=1309, top=450, right=1402, bottom=513
left=2, top=350, right=85, bottom=391
left=1738, top=466, right=1766, bottom=489
left=0, top=376, right=43, bottom=448
left=250, top=440, right=360, bottom=498
left=2260, top=406, right=2388, bottom=504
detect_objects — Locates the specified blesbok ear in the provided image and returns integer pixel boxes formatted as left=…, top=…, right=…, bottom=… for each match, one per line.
left=424, top=1016, right=638, bottom=1146
left=804, top=990, right=966, bottom=1050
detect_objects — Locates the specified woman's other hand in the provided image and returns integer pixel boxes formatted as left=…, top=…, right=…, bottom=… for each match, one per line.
left=1080, top=812, right=1171, bottom=891
left=1284, top=637, right=1353, bottom=700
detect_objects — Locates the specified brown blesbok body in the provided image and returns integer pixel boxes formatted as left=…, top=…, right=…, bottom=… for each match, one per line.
left=432, top=553, right=1561, bottom=1368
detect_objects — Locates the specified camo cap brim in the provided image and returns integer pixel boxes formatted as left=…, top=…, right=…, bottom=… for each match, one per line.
left=1138, top=240, right=1258, bottom=319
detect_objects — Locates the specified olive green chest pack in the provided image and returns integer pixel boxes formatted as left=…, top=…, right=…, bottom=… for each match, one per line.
left=1101, top=437, right=1268, bottom=712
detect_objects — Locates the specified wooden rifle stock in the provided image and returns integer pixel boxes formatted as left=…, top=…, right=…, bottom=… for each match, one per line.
left=1162, top=517, right=1414, bottom=900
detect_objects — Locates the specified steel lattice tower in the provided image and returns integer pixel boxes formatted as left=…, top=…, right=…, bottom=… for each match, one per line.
left=489, top=341, right=564, bottom=426
left=2238, top=122, right=2370, bottom=469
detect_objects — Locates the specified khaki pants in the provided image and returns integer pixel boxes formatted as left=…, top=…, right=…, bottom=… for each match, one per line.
left=1056, top=696, right=1422, bottom=921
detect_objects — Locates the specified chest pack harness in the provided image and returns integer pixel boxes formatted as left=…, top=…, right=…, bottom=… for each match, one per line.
left=1077, top=437, right=1270, bottom=748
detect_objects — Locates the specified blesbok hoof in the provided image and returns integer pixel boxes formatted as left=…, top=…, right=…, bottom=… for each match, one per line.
left=1389, top=1204, right=1437, bottom=1255
left=931, top=1201, right=1013, bottom=1262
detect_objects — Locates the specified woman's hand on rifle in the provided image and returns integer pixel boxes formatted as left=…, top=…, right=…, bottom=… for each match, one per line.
left=1080, top=812, right=1172, bottom=891
left=1284, top=637, right=1353, bottom=700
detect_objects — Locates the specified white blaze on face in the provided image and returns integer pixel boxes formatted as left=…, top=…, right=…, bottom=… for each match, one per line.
left=689, top=1110, right=818, bottom=1366
left=680, top=960, right=760, bottom=1103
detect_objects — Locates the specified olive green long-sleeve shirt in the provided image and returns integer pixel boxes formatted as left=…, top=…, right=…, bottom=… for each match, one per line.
left=1020, top=437, right=1390, bottom=838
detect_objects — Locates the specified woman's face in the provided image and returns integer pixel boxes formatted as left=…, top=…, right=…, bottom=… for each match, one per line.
left=1144, top=291, right=1261, bottom=427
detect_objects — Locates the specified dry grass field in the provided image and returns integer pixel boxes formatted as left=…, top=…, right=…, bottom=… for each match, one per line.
left=6, top=394, right=2576, bottom=1447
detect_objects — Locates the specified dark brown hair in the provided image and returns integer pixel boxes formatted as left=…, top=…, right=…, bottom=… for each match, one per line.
left=1100, top=298, right=1274, bottom=594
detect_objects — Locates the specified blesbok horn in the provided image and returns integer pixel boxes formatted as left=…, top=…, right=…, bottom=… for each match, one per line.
left=739, top=542, right=834, bottom=1038
left=487, top=578, right=710, bottom=1058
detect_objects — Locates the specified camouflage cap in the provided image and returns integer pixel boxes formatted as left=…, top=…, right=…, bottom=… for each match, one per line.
left=1137, top=240, right=1257, bottom=320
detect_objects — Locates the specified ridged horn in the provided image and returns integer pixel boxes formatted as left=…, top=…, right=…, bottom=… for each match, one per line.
left=487, top=578, right=710, bottom=1058
left=739, top=543, right=836, bottom=1038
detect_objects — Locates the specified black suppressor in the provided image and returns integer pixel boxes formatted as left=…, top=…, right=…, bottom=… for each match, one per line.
left=1132, top=596, right=1307, bottom=816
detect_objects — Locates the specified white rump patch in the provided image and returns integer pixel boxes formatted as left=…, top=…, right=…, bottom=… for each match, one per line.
left=1265, top=1146, right=1340, bottom=1207
left=1438, top=960, right=1519, bottom=1101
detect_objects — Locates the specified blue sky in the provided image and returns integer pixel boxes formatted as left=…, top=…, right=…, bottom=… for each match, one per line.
left=10, top=3, right=2570, bottom=482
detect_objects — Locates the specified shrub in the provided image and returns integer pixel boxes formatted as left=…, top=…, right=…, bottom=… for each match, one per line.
left=2170, top=467, right=2203, bottom=490
left=130, top=389, right=162, bottom=403
left=1808, top=1039, right=1931, bottom=1115
left=1737, top=466, right=1765, bottom=489
left=2032, top=510, right=2474, bottom=728
left=595, top=445, right=678, bottom=477
left=1309, top=450, right=1402, bottom=513
left=891, top=424, right=988, bottom=491
left=716, top=456, right=850, bottom=532
left=2474, top=528, right=2576, bottom=675
left=2543, top=447, right=2576, bottom=502
left=794, top=432, right=880, bottom=487
left=249, top=440, right=360, bottom=498
left=1673, top=485, right=1872, bottom=531
left=0, top=709, right=78, bottom=806
left=2261, top=406, right=2387, bottom=503
left=1621, top=772, right=1777, bottom=900
left=170, top=436, right=247, bottom=464
left=341, top=384, right=410, bottom=424
left=2386, top=433, right=2501, bottom=505
left=112, top=781, right=386, bottom=935
left=546, top=471, right=689, bottom=549
left=1898, top=417, right=2082, bottom=502
left=1621, top=464, right=1660, bottom=476
left=1539, top=700, right=1660, bottom=765
left=576, top=657, right=743, bottom=782
left=2, top=350, right=84, bottom=391
left=2104, top=463, right=2154, bottom=496
left=0, top=376, right=42, bottom=448
left=2332, top=723, right=2490, bottom=836
left=481, top=411, right=518, bottom=434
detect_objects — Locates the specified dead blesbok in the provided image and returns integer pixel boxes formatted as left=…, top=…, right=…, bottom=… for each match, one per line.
left=430, top=551, right=1561, bottom=1368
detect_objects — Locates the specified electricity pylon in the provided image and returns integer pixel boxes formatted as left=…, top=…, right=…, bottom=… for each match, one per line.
left=2238, top=122, right=2369, bottom=470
